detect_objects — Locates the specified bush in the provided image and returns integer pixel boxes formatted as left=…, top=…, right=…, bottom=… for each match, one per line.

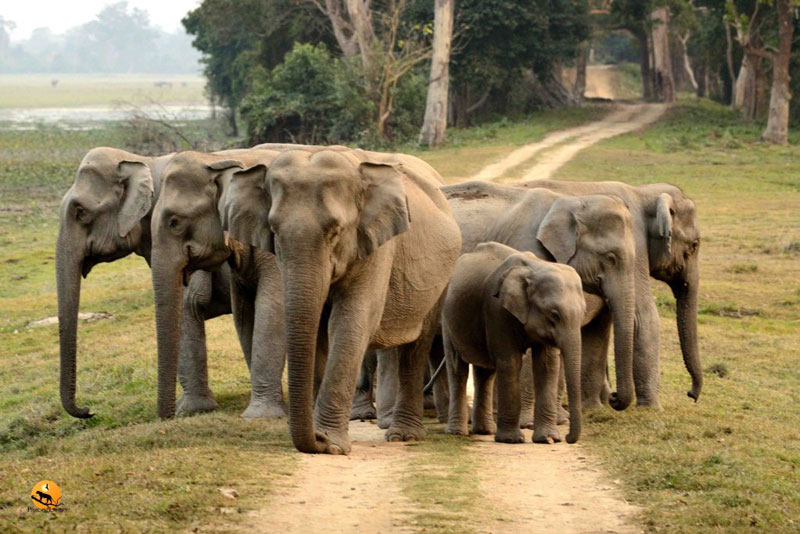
left=241, top=42, right=427, bottom=147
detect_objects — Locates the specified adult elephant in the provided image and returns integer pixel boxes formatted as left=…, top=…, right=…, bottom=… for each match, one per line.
left=442, top=181, right=637, bottom=412
left=56, top=147, right=237, bottom=419
left=519, top=180, right=702, bottom=408
left=224, top=148, right=462, bottom=454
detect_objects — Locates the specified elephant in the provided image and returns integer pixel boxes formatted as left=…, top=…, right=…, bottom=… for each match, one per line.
left=518, top=180, right=702, bottom=408
left=442, top=181, right=637, bottom=412
left=149, top=148, right=298, bottom=420
left=56, top=147, right=240, bottom=419
left=443, top=242, right=585, bottom=444
left=224, top=148, right=462, bottom=454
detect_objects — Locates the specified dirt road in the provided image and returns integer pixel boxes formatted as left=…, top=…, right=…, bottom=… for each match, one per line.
left=243, top=421, right=641, bottom=533
left=472, top=103, right=666, bottom=183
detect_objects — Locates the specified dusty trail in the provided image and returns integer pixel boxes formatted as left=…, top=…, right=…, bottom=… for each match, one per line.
left=473, top=430, right=640, bottom=534
left=472, top=103, right=666, bottom=183
left=242, top=421, right=413, bottom=533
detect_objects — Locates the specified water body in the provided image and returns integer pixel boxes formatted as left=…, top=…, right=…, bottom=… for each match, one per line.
left=0, top=104, right=214, bottom=130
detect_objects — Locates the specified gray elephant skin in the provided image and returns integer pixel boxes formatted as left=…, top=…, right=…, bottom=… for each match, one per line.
left=56, top=147, right=240, bottom=419
left=442, top=181, right=637, bottom=411
left=443, top=242, right=585, bottom=444
left=225, top=148, right=462, bottom=454
left=519, top=180, right=702, bottom=408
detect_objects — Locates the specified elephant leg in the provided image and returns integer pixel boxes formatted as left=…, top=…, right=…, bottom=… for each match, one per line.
left=176, top=270, right=226, bottom=416
left=350, top=350, right=377, bottom=420
left=428, top=335, right=450, bottom=423
left=375, top=350, right=398, bottom=429
left=472, top=366, right=497, bottom=435
left=634, top=294, right=662, bottom=408
left=494, top=354, right=524, bottom=444
left=444, top=328, right=470, bottom=436
left=242, top=268, right=287, bottom=419
left=581, top=309, right=612, bottom=410
left=312, top=291, right=377, bottom=455
left=519, top=349, right=535, bottom=429
left=556, top=357, right=569, bottom=425
left=386, top=310, right=441, bottom=443
left=532, top=345, right=562, bottom=444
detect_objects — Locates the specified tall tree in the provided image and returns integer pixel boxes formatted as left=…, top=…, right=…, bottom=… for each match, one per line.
left=762, top=0, right=797, bottom=144
left=650, top=6, right=677, bottom=101
left=419, top=0, right=454, bottom=147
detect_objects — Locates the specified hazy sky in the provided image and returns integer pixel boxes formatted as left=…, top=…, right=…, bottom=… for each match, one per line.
left=3, top=0, right=202, bottom=40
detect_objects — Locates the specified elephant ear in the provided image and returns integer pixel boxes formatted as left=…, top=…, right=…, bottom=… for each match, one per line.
left=536, top=196, right=581, bottom=264
left=491, top=265, right=531, bottom=324
left=356, top=161, right=411, bottom=259
left=116, top=161, right=154, bottom=237
left=653, top=192, right=674, bottom=261
left=222, top=164, right=274, bottom=253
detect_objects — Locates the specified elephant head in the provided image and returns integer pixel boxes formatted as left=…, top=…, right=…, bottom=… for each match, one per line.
left=56, top=147, right=169, bottom=419
left=490, top=251, right=585, bottom=443
left=224, top=149, right=411, bottom=453
left=535, top=193, right=636, bottom=411
left=149, top=150, right=259, bottom=418
left=645, top=186, right=702, bottom=401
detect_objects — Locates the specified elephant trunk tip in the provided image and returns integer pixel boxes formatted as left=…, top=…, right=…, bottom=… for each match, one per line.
left=566, top=431, right=580, bottom=444
left=608, top=391, right=632, bottom=411
left=687, top=384, right=701, bottom=402
left=64, top=402, right=94, bottom=419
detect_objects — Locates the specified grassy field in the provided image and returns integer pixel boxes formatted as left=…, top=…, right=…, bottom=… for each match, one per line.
left=1, top=98, right=798, bottom=532
left=0, top=74, right=207, bottom=108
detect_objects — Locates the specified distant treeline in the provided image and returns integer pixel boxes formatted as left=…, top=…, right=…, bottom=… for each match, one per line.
left=0, top=2, right=200, bottom=74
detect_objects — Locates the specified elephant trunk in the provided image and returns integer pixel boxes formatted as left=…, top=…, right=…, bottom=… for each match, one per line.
left=56, top=223, right=93, bottom=418
left=672, top=259, right=702, bottom=401
left=151, top=248, right=186, bottom=419
left=606, top=274, right=635, bottom=411
left=282, top=257, right=331, bottom=453
left=560, top=328, right=582, bottom=443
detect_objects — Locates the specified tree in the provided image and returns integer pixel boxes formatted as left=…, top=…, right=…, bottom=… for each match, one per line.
left=418, top=0, right=454, bottom=147
left=650, top=6, right=677, bottom=101
left=762, top=0, right=796, bottom=144
left=184, top=0, right=329, bottom=135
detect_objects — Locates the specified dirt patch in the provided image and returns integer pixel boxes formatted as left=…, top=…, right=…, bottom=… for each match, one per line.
left=27, top=311, right=114, bottom=328
left=472, top=429, right=641, bottom=534
left=472, top=104, right=666, bottom=183
left=241, top=421, right=414, bottom=533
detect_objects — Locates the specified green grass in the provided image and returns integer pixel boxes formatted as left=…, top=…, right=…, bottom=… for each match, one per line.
left=0, top=74, right=207, bottom=108
left=552, top=97, right=800, bottom=533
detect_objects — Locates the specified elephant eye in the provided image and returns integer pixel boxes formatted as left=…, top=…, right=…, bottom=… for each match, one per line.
left=167, top=215, right=184, bottom=234
left=550, top=309, right=561, bottom=323
left=75, top=205, right=91, bottom=224
left=606, top=252, right=617, bottom=266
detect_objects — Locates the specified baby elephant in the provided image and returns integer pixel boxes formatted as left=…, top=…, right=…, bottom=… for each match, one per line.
left=443, top=242, right=585, bottom=444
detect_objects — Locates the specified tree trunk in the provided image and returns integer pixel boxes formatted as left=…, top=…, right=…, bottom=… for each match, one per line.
left=345, top=0, right=375, bottom=70
left=650, top=7, right=676, bottom=103
left=762, top=0, right=794, bottom=145
left=734, top=54, right=752, bottom=111
left=678, top=33, right=698, bottom=92
left=419, top=0, right=454, bottom=148
left=636, top=30, right=654, bottom=100
left=573, top=42, right=588, bottom=101
left=725, top=20, right=737, bottom=106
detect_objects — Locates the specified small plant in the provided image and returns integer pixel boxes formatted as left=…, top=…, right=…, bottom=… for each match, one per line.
left=728, top=263, right=758, bottom=274
left=706, top=363, right=729, bottom=378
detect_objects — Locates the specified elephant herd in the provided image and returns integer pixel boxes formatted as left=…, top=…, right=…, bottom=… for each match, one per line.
left=56, top=142, right=702, bottom=455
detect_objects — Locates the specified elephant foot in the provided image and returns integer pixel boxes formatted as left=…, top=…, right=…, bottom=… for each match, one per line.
left=445, top=422, right=469, bottom=436
left=495, top=427, right=525, bottom=444
left=376, top=413, right=393, bottom=430
left=557, top=405, right=570, bottom=425
left=386, top=422, right=425, bottom=443
left=241, top=398, right=287, bottom=419
left=582, top=397, right=605, bottom=411
left=350, top=396, right=377, bottom=421
left=533, top=425, right=562, bottom=444
left=313, top=428, right=351, bottom=455
left=472, top=418, right=497, bottom=435
left=176, top=393, right=218, bottom=417
left=437, top=412, right=448, bottom=424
